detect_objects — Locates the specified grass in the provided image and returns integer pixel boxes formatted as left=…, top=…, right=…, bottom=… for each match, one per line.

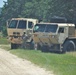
left=0, top=37, right=10, bottom=44
left=7, top=48, right=76, bottom=75
left=0, top=38, right=76, bottom=75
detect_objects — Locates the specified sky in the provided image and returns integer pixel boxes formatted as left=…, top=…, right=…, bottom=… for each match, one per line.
left=0, top=0, right=7, bottom=7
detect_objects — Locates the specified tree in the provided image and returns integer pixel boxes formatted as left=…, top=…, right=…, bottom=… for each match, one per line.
left=0, top=0, right=76, bottom=36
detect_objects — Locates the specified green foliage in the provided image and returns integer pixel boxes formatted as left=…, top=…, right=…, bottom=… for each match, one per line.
left=0, top=37, right=9, bottom=44
left=0, top=8, right=2, bottom=14
left=0, top=0, right=76, bottom=35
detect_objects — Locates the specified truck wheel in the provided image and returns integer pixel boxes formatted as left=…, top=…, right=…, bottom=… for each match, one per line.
left=30, top=41, right=34, bottom=49
left=11, top=43, right=18, bottom=49
left=11, top=43, right=15, bottom=49
left=41, top=45, right=49, bottom=52
left=25, top=42, right=34, bottom=49
left=63, top=40, right=75, bottom=52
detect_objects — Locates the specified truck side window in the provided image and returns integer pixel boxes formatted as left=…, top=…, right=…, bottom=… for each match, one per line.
left=58, top=28, right=64, bottom=33
left=28, top=22, right=33, bottom=28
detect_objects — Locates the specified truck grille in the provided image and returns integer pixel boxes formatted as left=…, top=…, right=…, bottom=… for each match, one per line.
left=13, top=36, right=18, bottom=38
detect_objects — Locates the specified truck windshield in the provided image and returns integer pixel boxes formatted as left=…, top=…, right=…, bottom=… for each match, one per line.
left=34, top=24, right=58, bottom=33
left=45, top=25, right=58, bottom=33
left=8, top=20, right=18, bottom=28
left=18, top=20, right=26, bottom=29
left=34, top=24, right=46, bottom=32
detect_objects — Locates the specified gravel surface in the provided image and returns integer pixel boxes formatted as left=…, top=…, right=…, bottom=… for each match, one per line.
left=0, top=48, right=54, bottom=75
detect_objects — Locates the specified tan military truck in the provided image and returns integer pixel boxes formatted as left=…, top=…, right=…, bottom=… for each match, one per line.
left=33, top=22, right=76, bottom=53
left=7, top=18, right=38, bottom=49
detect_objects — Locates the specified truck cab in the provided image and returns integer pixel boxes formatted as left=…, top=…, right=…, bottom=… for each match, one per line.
left=33, top=23, right=76, bottom=53
left=7, top=18, right=38, bottom=49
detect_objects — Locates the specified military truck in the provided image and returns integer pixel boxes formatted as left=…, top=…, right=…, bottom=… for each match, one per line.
left=7, top=18, right=38, bottom=49
left=33, top=22, right=76, bottom=53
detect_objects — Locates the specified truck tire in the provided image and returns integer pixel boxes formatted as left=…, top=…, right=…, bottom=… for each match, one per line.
left=24, top=42, right=34, bottom=49
left=11, top=43, right=15, bottom=49
left=63, top=40, right=75, bottom=52
left=41, top=45, right=49, bottom=52
left=11, top=43, right=18, bottom=49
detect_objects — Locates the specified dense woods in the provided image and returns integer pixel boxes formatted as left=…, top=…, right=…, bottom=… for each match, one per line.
left=0, top=0, right=76, bottom=36
left=0, top=8, right=2, bottom=14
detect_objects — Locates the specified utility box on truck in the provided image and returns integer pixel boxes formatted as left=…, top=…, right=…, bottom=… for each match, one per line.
left=7, top=18, right=38, bottom=49
left=33, top=22, right=76, bottom=53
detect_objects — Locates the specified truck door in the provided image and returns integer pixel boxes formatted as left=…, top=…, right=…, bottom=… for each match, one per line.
left=58, top=27, right=68, bottom=44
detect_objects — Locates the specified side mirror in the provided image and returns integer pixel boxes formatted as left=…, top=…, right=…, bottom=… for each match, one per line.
left=6, top=21, right=8, bottom=27
left=6, top=19, right=11, bottom=27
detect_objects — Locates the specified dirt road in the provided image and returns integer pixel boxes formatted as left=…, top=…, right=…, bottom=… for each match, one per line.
left=0, top=48, right=54, bottom=75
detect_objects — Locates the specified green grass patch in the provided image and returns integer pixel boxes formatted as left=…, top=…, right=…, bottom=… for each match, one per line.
left=0, top=37, right=9, bottom=44
left=10, top=49, right=76, bottom=75
left=1, top=45, right=76, bottom=75
left=0, top=45, right=11, bottom=51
